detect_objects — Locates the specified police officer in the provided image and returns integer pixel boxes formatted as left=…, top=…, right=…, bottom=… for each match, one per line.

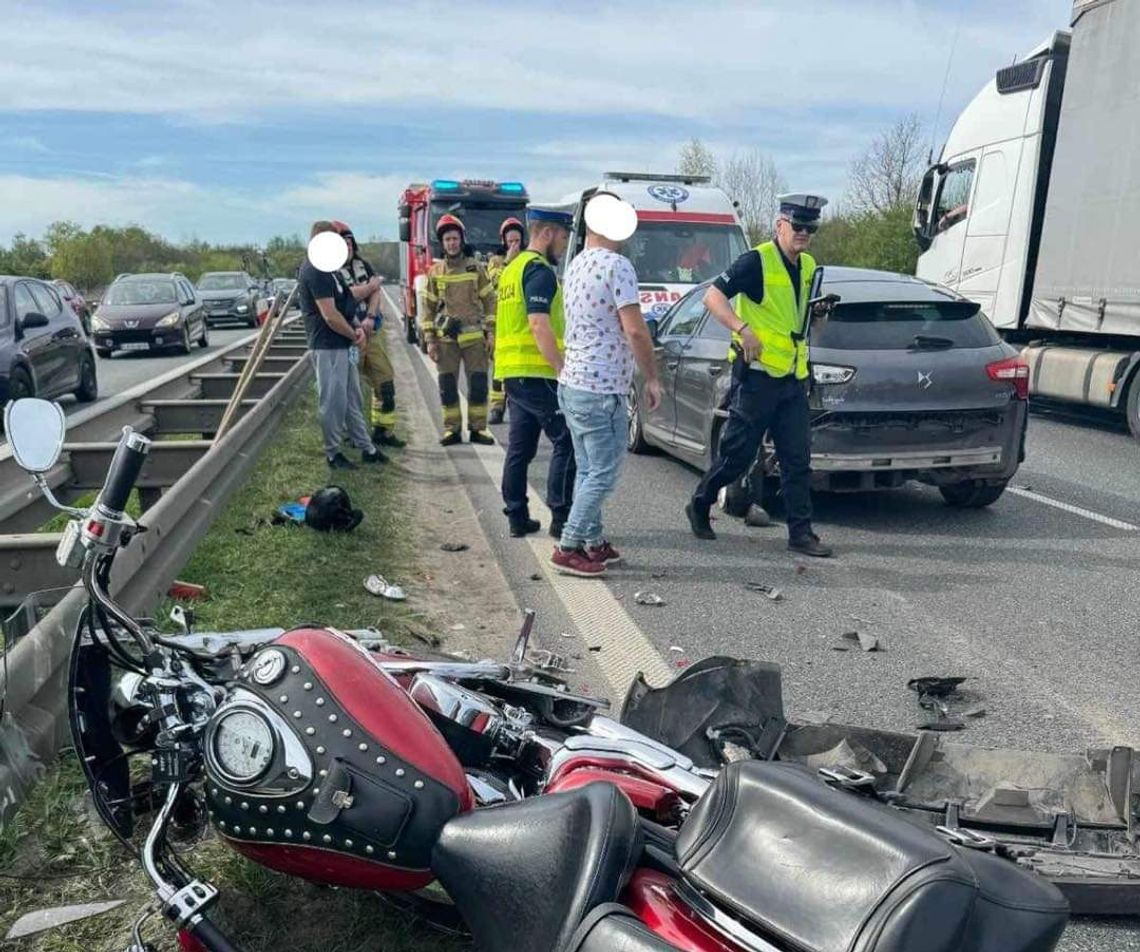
left=686, top=194, right=833, bottom=558
left=334, top=221, right=405, bottom=449
left=486, top=217, right=525, bottom=425
left=421, top=214, right=497, bottom=445
left=496, top=204, right=576, bottom=538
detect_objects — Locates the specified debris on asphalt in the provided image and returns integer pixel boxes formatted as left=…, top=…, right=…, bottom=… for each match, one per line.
left=449, top=623, right=466, bottom=631
left=841, top=630, right=880, bottom=652
left=908, top=676, right=976, bottom=731
left=918, top=718, right=965, bottom=732
left=830, top=645, right=849, bottom=652
left=559, top=631, right=575, bottom=639
left=529, top=572, right=542, bottom=581
left=744, top=582, right=783, bottom=601
left=6, top=902, right=128, bottom=940
left=527, top=649, right=574, bottom=674
left=669, top=645, right=685, bottom=653
left=440, top=542, right=469, bottom=552
left=795, top=564, right=808, bottom=575
left=674, top=658, right=691, bottom=668
left=801, top=738, right=887, bottom=776
left=363, top=574, right=407, bottom=601
left=587, top=645, right=602, bottom=652
left=744, top=504, right=772, bottom=528
left=908, top=676, right=968, bottom=701
left=634, top=591, right=666, bottom=606
left=962, top=704, right=987, bottom=719
left=651, top=571, right=668, bottom=580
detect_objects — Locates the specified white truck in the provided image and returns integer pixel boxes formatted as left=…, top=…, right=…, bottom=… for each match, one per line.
left=913, top=0, right=1140, bottom=437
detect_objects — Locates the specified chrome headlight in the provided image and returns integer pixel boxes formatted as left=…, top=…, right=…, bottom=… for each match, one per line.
left=156, top=311, right=182, bottom=328
left=812, top=364, right=856, bottom=385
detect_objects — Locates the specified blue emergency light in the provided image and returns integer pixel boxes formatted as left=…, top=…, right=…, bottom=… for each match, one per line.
left=432, top=179, right=461, bottom=191
left=499, top=182, right=526, bottom=193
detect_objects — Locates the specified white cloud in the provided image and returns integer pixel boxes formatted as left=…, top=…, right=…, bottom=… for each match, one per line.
left=6, top=135, right=51, bottom=153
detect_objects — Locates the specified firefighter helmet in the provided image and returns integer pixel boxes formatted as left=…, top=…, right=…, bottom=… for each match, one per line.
left=499, top=217, right=524, bottom=240
left=436, top=214, right=465, bottom=240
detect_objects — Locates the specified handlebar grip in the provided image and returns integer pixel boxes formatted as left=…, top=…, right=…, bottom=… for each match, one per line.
left=99, top=427, right=151, bottom=514
left=184, top=916, right=243, bottom=952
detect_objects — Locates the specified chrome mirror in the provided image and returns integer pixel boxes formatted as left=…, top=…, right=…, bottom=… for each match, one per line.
left=4, top=398, right=66, bottom=473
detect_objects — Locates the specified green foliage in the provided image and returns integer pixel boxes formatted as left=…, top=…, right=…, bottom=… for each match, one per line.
left=811, top=203, right=919, bottom=275
left=0, top=233, right=51, bottom=278
left=50, top=231, right=115, bottom=288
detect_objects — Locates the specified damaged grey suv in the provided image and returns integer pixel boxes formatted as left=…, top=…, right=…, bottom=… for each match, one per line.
left=628, top=267, right=1028, bottom=509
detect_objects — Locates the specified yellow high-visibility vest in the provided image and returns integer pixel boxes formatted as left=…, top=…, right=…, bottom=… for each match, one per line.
left=731, top=241, right=816, bottom=380
left=494, top=250, right=564, bottom=380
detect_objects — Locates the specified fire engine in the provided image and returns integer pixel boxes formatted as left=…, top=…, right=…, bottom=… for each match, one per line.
left=397, top=179, right=529, bottom=346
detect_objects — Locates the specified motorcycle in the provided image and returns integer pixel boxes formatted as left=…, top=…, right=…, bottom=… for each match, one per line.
left=3, top=397, right=1072, bottom=952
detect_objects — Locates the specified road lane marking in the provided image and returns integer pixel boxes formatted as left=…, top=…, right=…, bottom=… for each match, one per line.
left=1007, top=486, right=1137, bottom=531
left=381, top=289, right=673, bottom=698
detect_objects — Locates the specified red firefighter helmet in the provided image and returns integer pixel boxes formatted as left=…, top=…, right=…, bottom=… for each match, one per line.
left=499, top=217, right=524, bottom=240
left=435, top=214, right=465, bottom=241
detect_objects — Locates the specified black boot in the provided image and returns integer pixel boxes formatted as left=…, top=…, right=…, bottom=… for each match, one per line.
left=685, top=501, right=716, bottom=540
left=468, top=429, right=495, bottom=446
left=549, top=515, right=566, bottom=540
left=509, top=515, right=541, bottom=537
left=788, top=531, right=833, bottom=558
left=373, top=427, right=406, bottom=448
left=440, top=430, right=462, bottom=447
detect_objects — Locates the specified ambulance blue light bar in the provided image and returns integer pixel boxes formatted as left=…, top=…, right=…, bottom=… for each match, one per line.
left=499, top=182, right=526, bottom=193
left=432, top=179, right=461, bottom=191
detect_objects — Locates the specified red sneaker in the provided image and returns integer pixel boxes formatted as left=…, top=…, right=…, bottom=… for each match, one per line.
left=551, top=546, right=606, bottom=577
left=586, top=541, right=622, bottom=564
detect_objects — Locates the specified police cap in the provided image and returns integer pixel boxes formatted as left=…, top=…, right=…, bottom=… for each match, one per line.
left=777, top=193, right=828, bottom=225
left=526, top=203, right=574, bottom=230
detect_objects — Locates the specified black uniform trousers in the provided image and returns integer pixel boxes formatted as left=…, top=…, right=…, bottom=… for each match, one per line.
left=692, top=363, right=814, bottom=540
left=501, top=377, right=576, bottom=523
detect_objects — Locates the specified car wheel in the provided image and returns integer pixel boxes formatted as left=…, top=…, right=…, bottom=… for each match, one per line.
left=1126, top=373, right=1140, bottom=440
left=627, top=385, right=650, bottom=454
left=197, top=319, right=210, bottom=348
left=178, top=323, right=193, bottom=355
left=8, top=366, right=34, bottom=400
left=74, top=353, right=98, bottom=402
left=939, top=479, right=1009, bottom=508
left=96, top=347, right=113, bottom=359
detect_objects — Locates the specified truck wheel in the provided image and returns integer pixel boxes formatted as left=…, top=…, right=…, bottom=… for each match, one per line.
left=940, top=479, right=1009, bottom=508
left=1126, top=373, right=1140, bottom=440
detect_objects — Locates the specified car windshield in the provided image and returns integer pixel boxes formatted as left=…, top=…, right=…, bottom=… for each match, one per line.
left=104, top=280, right=177, bottom=305
left=622, top=222, right=747, bottom=285
left=814, top=299, right=1002, bottom=350
left=430, top=203, right=527, bottom=255
left=198, top=274, right=246, bottom=290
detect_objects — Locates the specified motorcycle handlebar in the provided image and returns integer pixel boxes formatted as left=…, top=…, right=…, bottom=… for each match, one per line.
left=184, top=916, right=243, bottom=952
left=99, top=427, right=151, bottom=514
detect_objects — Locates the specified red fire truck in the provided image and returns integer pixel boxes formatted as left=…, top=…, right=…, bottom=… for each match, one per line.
left=397, top=178, right=529, bottom=346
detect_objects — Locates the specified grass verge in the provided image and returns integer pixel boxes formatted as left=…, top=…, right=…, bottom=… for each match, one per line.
left=0, top=389, right=466, bottom=951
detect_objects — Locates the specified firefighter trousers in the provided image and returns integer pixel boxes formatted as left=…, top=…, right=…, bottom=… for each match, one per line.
left=436, top=337, right=489, bottom=433
left=358, top=327, right=397, bottom=432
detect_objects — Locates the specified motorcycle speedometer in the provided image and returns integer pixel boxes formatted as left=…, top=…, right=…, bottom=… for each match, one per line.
left=211, top=708, right=275, bottom=783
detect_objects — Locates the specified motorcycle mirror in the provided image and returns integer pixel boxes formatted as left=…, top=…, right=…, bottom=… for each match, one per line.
left=3, top=398, right=66, bottom=473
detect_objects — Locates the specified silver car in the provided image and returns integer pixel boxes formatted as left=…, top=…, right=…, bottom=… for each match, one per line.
left=628, top=267, right=1028, bottom=509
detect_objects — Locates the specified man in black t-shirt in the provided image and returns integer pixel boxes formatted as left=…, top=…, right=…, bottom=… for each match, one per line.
left=298, top=220, right=384, bottom=469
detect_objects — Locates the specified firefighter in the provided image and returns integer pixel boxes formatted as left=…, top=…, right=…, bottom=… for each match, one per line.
left=334, top=222, right=405, bottom=449
left=686, top=193, right=833, bottom=558
left=422, top=214, right=496, bottom=445
left=486, top=217, right=525, bottom=425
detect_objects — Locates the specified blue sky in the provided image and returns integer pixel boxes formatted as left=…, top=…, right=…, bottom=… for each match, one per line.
left=0, top=0, right=1072, bottom=245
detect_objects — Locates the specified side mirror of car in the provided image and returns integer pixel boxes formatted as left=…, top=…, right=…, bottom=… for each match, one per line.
left=20, top=312, right=49, bottom=330
left=645, top=317, right=659, bottom=342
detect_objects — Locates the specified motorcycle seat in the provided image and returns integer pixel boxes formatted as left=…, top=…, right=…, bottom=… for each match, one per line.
left=566, top=904, right=677, bottom=952
left=675, top=761, right=1068, bottom=952
left=432, top=782, right=641, bottom=952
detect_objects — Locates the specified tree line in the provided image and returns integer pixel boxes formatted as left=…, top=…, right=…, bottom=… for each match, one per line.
left=0, top=222, right=400, bottom=293
left=678, top=113, right=928, bottom=275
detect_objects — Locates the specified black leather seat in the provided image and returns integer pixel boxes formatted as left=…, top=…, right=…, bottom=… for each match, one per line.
left=432, top=782, right=641, bottom=952
left=566, top=904, right=677, bottom=952
left=676, top=761, right=1068, bottom=952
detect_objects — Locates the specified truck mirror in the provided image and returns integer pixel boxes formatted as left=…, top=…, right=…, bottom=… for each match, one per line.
left=913, top=165, right=938, bottom=251
left=398, top=217, right=411, bottom=242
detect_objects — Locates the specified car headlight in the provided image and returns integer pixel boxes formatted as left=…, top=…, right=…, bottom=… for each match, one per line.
left=91, top=316, right=109, bottom=331
left=156, top=311, right=182, bottom=328
left=812, top=364, right=856, bottom=385
left=236, top=304, right=249, bottom=312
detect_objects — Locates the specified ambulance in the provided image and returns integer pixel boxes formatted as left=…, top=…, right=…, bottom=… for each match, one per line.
left=560, top=172, right=749, bottom=321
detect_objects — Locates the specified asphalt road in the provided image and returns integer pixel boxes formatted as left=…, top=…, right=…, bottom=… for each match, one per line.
left=383, top=285, right=1140, bottom=948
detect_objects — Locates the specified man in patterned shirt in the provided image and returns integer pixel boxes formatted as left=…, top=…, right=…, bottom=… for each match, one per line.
left=552, top=193, right=662, bottom=577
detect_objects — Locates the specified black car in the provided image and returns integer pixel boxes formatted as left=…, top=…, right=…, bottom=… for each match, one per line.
left=197, top=272, right=262, bottom=326
left=1, top=276, right=98, bottom=404
left=91, top=274, right=209, bottom=357
left=630, top=268, right=1028, bottom=509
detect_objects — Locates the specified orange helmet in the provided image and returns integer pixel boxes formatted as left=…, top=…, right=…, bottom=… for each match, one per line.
left=435, top=214, right=465, bottom=240
left=499, top=217, right=524, bottom=240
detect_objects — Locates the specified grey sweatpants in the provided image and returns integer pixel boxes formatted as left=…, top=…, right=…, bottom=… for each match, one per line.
left=310, top=348, right=375, bottom=460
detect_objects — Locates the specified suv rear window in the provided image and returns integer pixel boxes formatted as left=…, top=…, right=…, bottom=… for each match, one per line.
left=813, top=301, right=1001, bottom=350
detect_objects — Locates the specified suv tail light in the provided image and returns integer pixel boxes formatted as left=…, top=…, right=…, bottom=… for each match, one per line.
left=986, top=356, right=1029, bottom=400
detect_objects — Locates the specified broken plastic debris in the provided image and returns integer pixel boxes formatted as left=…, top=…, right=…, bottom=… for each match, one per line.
left=744, top=582, right=783, bottom=601
left=669, top=645, right=685, bottom=653
left=449, top=623, right=466, bottom=631
left=744, top=505, right=771, bottom=528
left=841, top=630, right=880, bottom=652
left=962, top=704, right=987, bottom=719
left=530, top=573, right=542, bottom=581
left=6, top=901, right=128, bottom=939
left=587, top=645, right=602, bottom=652
left=559, top=631, right=575, bottom=639
left=440, top=542, right=469, bottom=552
left=634, top=591, right=665, bottom=606
left=363, top=574, right=407, bottom=601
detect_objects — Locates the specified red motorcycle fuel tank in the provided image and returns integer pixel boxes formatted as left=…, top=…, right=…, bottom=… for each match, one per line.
left=203, top=627, right=472, bottom=891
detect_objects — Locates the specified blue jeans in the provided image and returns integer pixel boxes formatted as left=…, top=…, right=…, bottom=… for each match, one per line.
left=558, top=385, right=627, bottom=549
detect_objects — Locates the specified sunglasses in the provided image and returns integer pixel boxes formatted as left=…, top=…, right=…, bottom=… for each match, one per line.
left=788, top=222, right=818, bottom=235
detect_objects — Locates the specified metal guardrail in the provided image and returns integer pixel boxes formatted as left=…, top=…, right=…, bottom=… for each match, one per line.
left=0, top=323, right=312, bottom=825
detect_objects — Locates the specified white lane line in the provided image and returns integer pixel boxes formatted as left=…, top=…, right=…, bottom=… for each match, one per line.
left=381, top=289, right=674, bottom=697
left=1007, top=486, right=1137, bottom=531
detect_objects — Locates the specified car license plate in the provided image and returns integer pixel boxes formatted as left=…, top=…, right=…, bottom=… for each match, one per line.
left=121, top=342, right=150, bottom=352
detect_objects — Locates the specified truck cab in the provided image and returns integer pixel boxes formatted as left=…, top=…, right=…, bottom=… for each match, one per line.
left=398, top=179, right=528, bottom=347
left=560, top=172, right=749, bottom=324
